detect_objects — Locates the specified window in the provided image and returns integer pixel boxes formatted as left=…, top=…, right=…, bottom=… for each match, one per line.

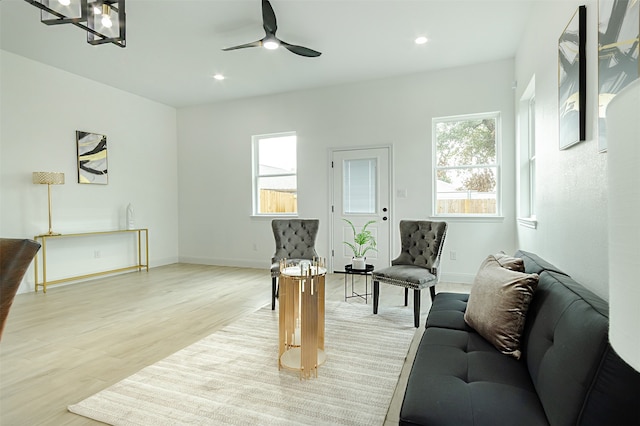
left=433, top=112, right=501, bottom=217
left=343, top=158, right=377, bottom=214
left=252, top=132, right=297, bottom=215
left=517, top=77, right=537, bottom=228
left=527, top=98, right=536, bottom=216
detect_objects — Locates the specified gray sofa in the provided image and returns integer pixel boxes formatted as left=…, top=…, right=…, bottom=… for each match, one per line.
left=400, top=250, right=640, bottom=426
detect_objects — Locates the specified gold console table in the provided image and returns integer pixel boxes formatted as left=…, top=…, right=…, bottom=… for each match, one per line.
left=34, top=229, right=149, bottom=293
left=278, top=259, right=326, bottom=379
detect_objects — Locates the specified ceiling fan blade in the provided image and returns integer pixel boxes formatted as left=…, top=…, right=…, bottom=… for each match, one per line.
left=281, top=41, right=322, bottom=57
left=262, top=0, right=277, bottom=34
left=222, top=40, right=262, bottom=51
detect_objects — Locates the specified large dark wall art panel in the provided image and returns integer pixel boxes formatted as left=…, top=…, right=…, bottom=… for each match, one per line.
left=598, top=0, right=639, bottom=152
left=559, top=5, right=587, bottom=150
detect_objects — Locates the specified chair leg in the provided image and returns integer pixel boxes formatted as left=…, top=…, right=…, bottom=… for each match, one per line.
left=373, top=280, right=379, bottom=314
left=413, top=290, right=421, bottom=328
left=429, top=285, right=436, bottom=302
left=404, top=288, right=409, bottom=306
left=272, top=277, right=277, bottom=310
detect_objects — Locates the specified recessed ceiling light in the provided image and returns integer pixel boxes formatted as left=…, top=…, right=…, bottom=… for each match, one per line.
left=415, top=36, right=428, bottom=45
left=213, top=74, right=225, bottom=81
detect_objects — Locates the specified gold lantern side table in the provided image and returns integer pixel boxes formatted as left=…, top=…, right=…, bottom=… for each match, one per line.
left=278, top=260, right=326, bottom=379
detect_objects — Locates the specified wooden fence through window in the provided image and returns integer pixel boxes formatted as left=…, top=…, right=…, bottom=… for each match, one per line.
left=436, top=199, right=496, bottom=214
left=260, top=189, right=297, bottom=213
left=261, top=190, right=493, bottom=215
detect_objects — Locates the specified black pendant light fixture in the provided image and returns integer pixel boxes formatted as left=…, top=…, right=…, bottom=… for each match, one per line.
left=23, top=0, right=126, bottom=47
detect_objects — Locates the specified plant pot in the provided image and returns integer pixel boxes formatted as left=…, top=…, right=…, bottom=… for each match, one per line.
left=352, top=257, right=366, bottom=270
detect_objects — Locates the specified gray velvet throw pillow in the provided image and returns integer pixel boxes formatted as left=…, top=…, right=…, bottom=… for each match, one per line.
left=464, top=255, right=539, bottom=359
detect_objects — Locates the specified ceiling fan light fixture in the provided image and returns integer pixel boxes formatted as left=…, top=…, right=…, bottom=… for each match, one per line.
left=263, top=40, right=279, bottom=50
left=221, top=0, right=321, bottom=58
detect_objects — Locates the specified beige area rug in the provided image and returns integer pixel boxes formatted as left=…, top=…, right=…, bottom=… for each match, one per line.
left=68, top=301, right=417, bottom=425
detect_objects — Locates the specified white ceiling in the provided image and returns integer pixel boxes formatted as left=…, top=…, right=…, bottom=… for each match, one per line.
left=0, top=0, right=534, bottom=108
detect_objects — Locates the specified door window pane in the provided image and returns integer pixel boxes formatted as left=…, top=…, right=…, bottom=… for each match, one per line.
left=343, top=158, right=376, bottom=214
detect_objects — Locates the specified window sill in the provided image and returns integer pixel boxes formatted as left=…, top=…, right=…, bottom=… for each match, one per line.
left=251, top=214, right=299, bottom=219
left=517, top=217, right=538, bottom=229
left=430, top=215, right=504, bottom=223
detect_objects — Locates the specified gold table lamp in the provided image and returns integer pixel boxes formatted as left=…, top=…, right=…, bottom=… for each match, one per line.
left=32, top=172, right=65, bottom=236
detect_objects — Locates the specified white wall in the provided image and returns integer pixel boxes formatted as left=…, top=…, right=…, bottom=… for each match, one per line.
left=177, top=59, right=518, bottom=283
left=0, top=50, right=180, bottom=293
left=514, top=0, right=609, bottom=299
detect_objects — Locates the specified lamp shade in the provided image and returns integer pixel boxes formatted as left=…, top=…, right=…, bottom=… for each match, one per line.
left=24, top=0, right=125, bottom=47
left=86, top=0, right=126, bottom=47
left=39, top=0, right=88, bottom=25
left=32, top=172, right=65, bottom=185
left=606, top=79, right=640, bottom=372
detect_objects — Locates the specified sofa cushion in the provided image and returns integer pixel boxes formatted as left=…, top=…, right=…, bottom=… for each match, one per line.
left=400, top=326, right=548, bottom=426
left=464, top=255, right=539, bottom=359
left=425, top=292, right=471, bottom=331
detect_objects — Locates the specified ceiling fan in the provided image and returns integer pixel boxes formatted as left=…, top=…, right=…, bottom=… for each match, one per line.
left=222, top=0, right=322, bottom=58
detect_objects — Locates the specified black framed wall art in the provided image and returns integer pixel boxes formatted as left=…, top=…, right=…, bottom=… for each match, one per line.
left=558, top=5, right=587, bottom=150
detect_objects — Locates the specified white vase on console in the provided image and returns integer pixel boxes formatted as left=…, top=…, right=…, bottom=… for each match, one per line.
left=126, top=203, right=135, bottom=230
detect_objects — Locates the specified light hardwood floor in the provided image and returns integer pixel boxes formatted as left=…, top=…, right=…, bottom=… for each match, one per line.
left=0, top=264, right=469, bottom=425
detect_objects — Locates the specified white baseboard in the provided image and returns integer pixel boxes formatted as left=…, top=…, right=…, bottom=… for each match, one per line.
left=17, top=256, right=181, bottom=294
left=152, top=256, right=179, bottom=267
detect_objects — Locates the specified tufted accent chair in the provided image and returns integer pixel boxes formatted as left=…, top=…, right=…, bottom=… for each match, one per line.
left=270, top=219, right=319, bottom=310
left=372, top=220, right=447, bottom=327
left=1, top=238, right=41, bottom=341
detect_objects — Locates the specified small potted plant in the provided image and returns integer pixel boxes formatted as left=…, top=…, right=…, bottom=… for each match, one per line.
left=343, top=219, right=377, bottom=270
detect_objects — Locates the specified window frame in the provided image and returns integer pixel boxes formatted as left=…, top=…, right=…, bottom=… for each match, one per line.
left=517, top=76, right=538, bottom=229
left=528, top=97, right=536, bottom=217
left=251, top=131, right=298, bottom=217
left=431, top=111, right=502, bottom=219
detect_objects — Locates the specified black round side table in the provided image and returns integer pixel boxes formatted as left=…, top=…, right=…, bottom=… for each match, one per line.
left=344, top=264, right=374, bottom=303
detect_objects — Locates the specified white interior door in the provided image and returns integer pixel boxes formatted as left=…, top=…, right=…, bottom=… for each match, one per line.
left=331, top=147, right=391, bottom=271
